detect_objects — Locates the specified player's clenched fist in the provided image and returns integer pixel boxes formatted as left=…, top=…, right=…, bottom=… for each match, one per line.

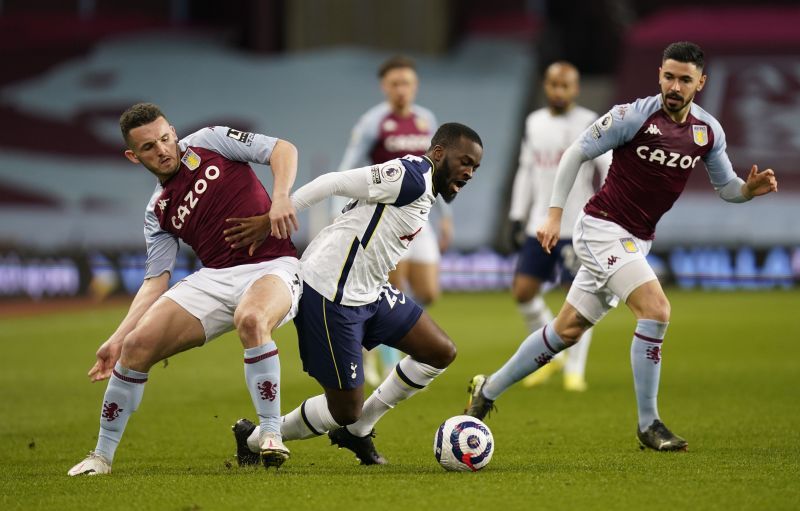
left=268, top=195, right=299, bottom=240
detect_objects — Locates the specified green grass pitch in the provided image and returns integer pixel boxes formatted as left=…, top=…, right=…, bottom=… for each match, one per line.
left=1, top=289, right=798, bottom=510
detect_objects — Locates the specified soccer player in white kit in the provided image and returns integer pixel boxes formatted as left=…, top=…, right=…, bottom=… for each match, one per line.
left=467, top=42, right=778, bottom=451
left=68, top=103, right=302, bottom=475
left=333, top=55, right=454, bottom=384
left=228, top=123, right=483, bottom=465
left=509, top=61, right=611, bottom=391
left=509, top=62, right=611, bottom=392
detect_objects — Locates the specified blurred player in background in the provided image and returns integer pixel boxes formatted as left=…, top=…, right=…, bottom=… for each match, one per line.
left=467, top=42, right=778, bottom=451
left=508, top=61, right=611, bottom=392
left=334, top=55, right=453, bottom=385
left=228, top=123, right=483, bottom=465
left=68, top=103, right=301, bottom=476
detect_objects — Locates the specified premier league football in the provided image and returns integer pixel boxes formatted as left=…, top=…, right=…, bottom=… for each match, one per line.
left=434, top=415, right=494, bottom=472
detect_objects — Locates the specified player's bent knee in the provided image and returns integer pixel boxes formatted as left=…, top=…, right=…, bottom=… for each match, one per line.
left=511, top=288, right=533, bottom=303
left=121, top=331, right=160, bottom=371
left=554, top=324, right=585, bottom=346
left=431, top=339, right=457, bottom=369
left=234, top=311, right=274, bottom=343
left=644, top=297, right=670, bottom=323
left=511, top=282, right=537, bottom=303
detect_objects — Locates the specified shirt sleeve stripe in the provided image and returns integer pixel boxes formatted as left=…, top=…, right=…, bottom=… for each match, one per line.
left=333, top=238, right=361, bottom=304
left=333, top=204, right=386, bottom=304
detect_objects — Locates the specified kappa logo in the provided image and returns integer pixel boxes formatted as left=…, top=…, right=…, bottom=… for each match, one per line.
left=350, top=362, right=358, bottom=379
left=644, top=124, right=662, bottom=136
left=382, top=119, right=397, bottom=132
left=157, top=198, right=169, bottom=212
left=607, top=255, right=619, bottom=267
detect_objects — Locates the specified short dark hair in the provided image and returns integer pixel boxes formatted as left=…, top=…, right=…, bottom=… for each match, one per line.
left=430, top=122, right=483, bottom=150
left=378, top=55, right=416, bottom=78
left=120, top=103, right=166, bottom=145
left=663, top=41, right=705, bottom=70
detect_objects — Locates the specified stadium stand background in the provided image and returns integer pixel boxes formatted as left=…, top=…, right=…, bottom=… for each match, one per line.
left=1, top=0, right=798, bottom=299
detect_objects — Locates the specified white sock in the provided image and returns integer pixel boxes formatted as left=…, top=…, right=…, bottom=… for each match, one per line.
left=563, top=328, right=593, bottom=377
left=347, top=356, right=444, bottom=437
left=247, top=394, right=340, bottom=451
left=243, top=342, right=281, bottom=436
left=517, top=295, right=553, bottom=333
left=630, top=319, right=668, bottom=430
left=94, top=363, right=147, bottom=462
left=483, top=323, right=567, bottom=400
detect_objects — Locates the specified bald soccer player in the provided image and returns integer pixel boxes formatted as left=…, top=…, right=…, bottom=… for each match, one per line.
left=508, top=61, right=611, bottom=392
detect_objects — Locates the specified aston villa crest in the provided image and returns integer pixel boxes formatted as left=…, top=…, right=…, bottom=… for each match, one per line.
left=181, top=148, right=201, bottom=170
left=692, top=125, right=708, bottom=146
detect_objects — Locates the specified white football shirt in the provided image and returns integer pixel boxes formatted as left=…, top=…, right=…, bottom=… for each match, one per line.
left=300, top=155, right=436, bottom=306
left=509, top=106, right=611, bottom=237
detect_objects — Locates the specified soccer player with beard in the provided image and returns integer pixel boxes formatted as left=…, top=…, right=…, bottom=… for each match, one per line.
left=508, top=61, right=611, bottom=392
left=68, top=103, right=302, bottom=475
left=226, top=123, right=482, bottom=465
left=466, top=41, right=778, bottom=451
left=334, top=55, right=454, bottom=384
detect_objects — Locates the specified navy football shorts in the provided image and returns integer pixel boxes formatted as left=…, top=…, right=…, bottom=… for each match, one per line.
left=516, top=236, right=579, bottom=283
left=293, top=282, right=423, bottom=390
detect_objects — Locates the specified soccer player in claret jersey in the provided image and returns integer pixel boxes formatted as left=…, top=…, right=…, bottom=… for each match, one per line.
left=68, top=103, right=302, bottom=476
left=227, top=123, right=483, bottom=465
left=334, top=55, right=454, bottom=384
left=466, top=42, right=778, bottom=451
left=509, top=61, right=611, bottom=392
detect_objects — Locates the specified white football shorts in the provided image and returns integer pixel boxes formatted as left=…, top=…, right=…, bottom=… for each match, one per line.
left=567, top=213, right=657, bottom=324
left=399, top=225, right=440, bottom=264
left=162, top=256, right=301, bottom=342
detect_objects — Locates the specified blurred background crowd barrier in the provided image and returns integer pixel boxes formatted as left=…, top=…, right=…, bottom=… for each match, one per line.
left=1, top=0, right=798, bottom=301
left=1, top=245, right=796, bottom=300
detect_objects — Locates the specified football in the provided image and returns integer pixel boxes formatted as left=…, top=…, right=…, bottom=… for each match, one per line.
left=433, top=415, right=494, bottom=472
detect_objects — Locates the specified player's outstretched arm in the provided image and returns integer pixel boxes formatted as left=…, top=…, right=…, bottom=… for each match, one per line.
left=742, top=165, right=778, bottom=199
left=87, top=272, right=170, bottom=382
left=225, top=166, right=373, bottom=252
left=268, top=140, right=300, bottom=240
left=292, top=166, right=372, bottom=211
